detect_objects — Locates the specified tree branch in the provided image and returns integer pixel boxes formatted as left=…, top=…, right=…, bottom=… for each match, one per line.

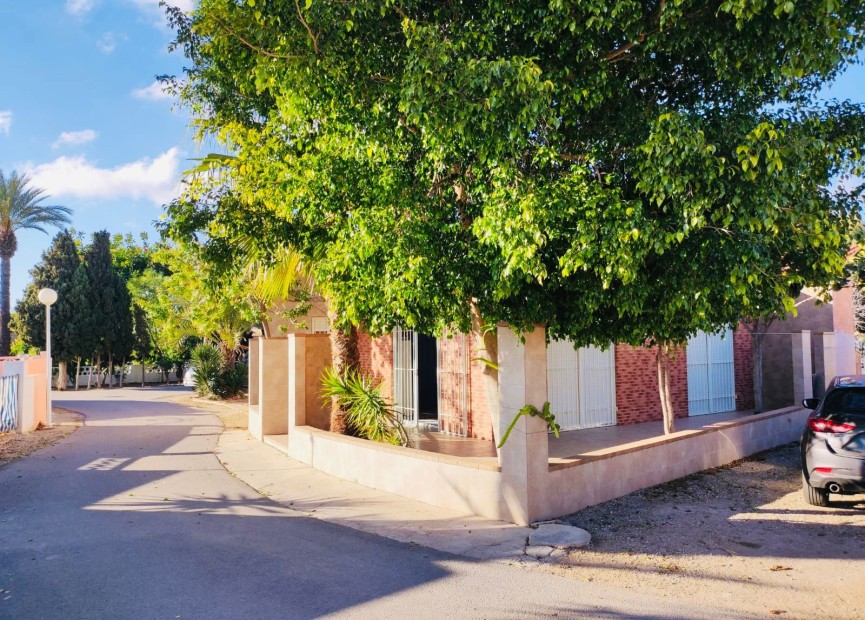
left=213, top=15, right=300, bottom=60
left=294, top=0, right=320, bottom=55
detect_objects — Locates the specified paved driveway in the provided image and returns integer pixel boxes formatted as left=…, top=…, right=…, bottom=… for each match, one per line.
left=2, top=388, right=753, bottom=619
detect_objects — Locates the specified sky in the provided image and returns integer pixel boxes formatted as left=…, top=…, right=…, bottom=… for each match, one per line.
left=0, top=0, right=195, bottom=305
left=0, top=2, right=864, bottom=309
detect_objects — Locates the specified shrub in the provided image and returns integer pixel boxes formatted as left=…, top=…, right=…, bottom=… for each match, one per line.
left=213, top=362, right=247, bottom=399
left=320, top=367, right=411, bottom=447
left=190, top=344, right=246, bottom=399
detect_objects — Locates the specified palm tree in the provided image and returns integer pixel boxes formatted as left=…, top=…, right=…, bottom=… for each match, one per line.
left=0, top=170, right=73, bottom=355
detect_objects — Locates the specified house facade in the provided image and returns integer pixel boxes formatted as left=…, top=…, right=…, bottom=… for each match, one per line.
left=271, top=286, right=855, bottom=444
left=354, top=326, right=756, bottom=443
left=247, top=286, right=857, bottom=525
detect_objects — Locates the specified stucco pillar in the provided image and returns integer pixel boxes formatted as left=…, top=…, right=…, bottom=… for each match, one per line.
left=823, top=333, right=837, bottom=391
left=248, top=337, right=260, bottom=407
left=257, top=337, right=289, bottom=438
left=792, top=330, right=813, bottom=404
left=497, top=326, right=548, bottom=526
left=288, top=334, right=307, bottom=429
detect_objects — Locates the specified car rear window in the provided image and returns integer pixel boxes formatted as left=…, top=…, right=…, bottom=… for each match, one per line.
left=823, top=388, right=865, bottom=416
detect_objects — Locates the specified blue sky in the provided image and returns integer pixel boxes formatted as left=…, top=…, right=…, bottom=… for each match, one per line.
left=0, top=0, right=194, bottom=305
left=0, top=2, right=863, bottom=308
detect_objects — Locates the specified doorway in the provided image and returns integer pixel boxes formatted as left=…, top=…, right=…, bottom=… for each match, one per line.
left=392, top=328, right=438, bottom=426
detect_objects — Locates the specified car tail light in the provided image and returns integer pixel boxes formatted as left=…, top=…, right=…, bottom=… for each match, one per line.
left=813, top=467, right=834, bottom=474
left=808, top=418, right=855, bottom=433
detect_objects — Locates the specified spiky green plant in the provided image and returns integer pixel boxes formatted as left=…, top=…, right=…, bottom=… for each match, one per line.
left=321, top=367, right=411, bottom=447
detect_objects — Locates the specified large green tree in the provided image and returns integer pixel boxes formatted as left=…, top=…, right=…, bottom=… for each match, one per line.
left=166, top=0, right=865, bottom=434
left=14, top=231, right=82, bottom=388
left=0, top=170, right=72, bottom=355
left=84, top=231, right=134, bottom=387
left=65, top=263, right=100, bottom=388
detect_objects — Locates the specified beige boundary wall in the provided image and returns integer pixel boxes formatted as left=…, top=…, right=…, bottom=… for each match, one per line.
left=282, top=406, right=808, bottom=525
left=0, top=354, right=49, bottom=433
left=288, top=426, right=504, bottom=517
left=539, top=405, right=808, bottom=520
left=254, top=329, right=811, bottom=525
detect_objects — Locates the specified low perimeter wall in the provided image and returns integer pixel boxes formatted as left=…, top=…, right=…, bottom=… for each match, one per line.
left=0, top=354, right=49, bottom=433
left=283, top=406, right=808, bottom=523
left=538, top=406, right=808, bottom=521
left=288, top=426, right=503, bottom=518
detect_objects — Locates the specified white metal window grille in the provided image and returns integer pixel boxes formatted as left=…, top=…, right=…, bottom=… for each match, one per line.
left=436, top=333, right=469, bottom=436
left=547, top=339, right=580, bottom=430
left=546, top=339, right=616, bottom=431
left=392, top=327, right=418, bottom=426
left=310, top=317, right=330, bottom=333
left=687, top=329, right=736, bottom=416
left=579, top=346, right=617, bottom=429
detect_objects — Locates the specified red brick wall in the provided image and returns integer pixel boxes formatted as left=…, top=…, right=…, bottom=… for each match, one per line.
left=734, top=325, right=755, bottom=411
left=614, top=344, right=688, bottom=425
left=357, top=330, right=494, bottom=439
left=357, top=332, right=393, bottom=400
left=467, top=332, right=494, bottom=441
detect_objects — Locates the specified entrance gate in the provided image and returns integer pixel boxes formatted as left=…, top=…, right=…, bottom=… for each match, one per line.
left=393, top=327, right=418, bottom=427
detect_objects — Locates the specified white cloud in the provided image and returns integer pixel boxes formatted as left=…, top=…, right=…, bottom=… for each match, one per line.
left=132, top=0, right=195, bottom=12
left=52, top=129, right=98, bottom=149
left=66, top=0, right=96, bottom=16
left=129, top=0, right=195, bottom=30
left=0, top=111, right=11, bottom=135
left=25, top=148, right=182, bottom=205
left=96, top=32, right=121, bottom=54
left=132, top=81, right=173, bottom=101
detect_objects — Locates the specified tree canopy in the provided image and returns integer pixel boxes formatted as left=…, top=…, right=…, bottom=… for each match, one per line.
left=166, top=0, right=864, bottom=354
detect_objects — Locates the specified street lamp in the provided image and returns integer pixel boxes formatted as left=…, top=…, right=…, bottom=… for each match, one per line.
left=38, top=287, right=57, bottom=427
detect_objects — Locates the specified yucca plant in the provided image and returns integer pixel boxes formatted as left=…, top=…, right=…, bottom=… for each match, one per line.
left=320, top=367, right=412, bottom=447
left=191, top=343, right=223, bottom=397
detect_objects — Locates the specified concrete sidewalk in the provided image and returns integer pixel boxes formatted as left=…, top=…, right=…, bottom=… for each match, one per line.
left=215, top=429, right=588, bottom=562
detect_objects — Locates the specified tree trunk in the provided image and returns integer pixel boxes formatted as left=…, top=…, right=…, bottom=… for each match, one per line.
left=753, top=331, right=765, bottom=413
left=260, top=301, right=272, bottom=339
left=470, top=302, right=500, bottom=447
left=141, top=362, right=146, bottom=387
left=57, top=360, right=67, bottom=390
left=107, top=351, right=114, bottom=388
left=118, top=357, right=125, bottom=388
left=94, top=354, right=102, bottom=388
left=656, top=344, right=676, bottom=435
left=87, top=358, right=93, bottom=389
left=327, top=309, right=359, bottom=435
left=75, top=357, right=81, bottom=390
left=743, top=316, right=775, bottom=414
left=0, top=250, right=11, bottom=357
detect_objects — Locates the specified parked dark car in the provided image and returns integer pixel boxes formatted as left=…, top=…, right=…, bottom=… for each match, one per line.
left=801, top=375, right=865, bottom=506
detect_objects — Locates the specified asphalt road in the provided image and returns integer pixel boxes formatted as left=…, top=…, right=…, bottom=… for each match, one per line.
left=2, top=388, right=753, bottom=619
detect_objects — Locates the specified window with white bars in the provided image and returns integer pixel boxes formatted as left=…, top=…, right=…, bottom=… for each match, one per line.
left=310, top=317, right=330, bottom=333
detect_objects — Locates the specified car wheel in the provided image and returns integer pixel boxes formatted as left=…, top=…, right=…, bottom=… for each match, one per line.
left=802, top=475, right=830, bottom=507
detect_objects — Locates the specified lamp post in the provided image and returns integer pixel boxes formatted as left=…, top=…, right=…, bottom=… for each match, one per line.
left=38, top=287, right=57, bottom=427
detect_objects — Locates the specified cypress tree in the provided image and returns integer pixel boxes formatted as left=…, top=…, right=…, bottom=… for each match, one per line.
left=14, top=231, right=81, bottom=388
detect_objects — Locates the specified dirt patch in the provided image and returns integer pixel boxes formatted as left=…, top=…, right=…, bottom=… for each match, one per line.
left=0, top=408, right=84, bottom=467
left=163, top=393, right=248, bottom=430
left=548, top=443, right=865, bottom=619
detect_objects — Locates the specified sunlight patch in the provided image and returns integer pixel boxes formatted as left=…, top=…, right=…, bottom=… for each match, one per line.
left=79, top=457, right=130, bottom=471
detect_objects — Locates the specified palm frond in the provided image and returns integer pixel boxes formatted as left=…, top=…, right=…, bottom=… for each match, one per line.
left=0, top=170, right=72, bottom=234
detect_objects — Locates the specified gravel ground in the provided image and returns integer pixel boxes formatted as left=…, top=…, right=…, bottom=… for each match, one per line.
left=0, top=408, right=83, bottom=467
left=552, top=442, right=865, bottom=619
